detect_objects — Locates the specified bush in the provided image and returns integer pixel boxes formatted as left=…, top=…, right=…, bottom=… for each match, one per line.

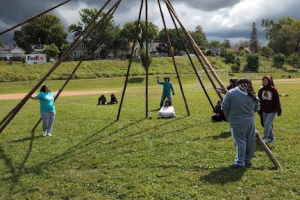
left=246, top=54, right=260, bottom=72
left=286, top=52, right=300, bottom=68
left=273, top=53, right=285, bottom=69
left=224, top=51, right=236, bottom=64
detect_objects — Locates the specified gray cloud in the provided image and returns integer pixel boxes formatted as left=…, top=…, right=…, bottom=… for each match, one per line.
left=1, top=0, right=300, bottom=46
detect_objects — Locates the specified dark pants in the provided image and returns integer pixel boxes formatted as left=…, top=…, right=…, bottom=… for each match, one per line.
left=160, top=93, right=172, bottom=108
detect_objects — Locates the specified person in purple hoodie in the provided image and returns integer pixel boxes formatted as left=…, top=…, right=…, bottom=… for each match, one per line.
left=258, top=76, right=282, bottom=144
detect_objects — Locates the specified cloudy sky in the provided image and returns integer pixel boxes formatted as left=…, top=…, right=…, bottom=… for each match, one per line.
left=0, top=0, right=300, bottom=46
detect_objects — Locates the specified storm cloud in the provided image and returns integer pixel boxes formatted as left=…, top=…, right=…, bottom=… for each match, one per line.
left=1, top=0, right=300, bottom=45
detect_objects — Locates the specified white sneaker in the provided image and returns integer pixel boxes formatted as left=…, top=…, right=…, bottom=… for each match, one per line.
left=263, top=138, right=268, bottom=144
left=47, top=133, right=52, bottom=137
left=268, top=138, right=275, bottom=143
left=43, top=131, right=47, bottom=137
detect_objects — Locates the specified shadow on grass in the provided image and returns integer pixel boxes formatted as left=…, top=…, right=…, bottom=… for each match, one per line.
left=211, top=131, right=231, bottom=140
left=128, top=77, right=144, bottom=84
left=0, top=130, right=36, bottom=197
left=201, top=166, right=246, bottom=184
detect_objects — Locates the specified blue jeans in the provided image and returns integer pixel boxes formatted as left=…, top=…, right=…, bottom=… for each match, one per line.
left=263, top=112, right=276, bottom=140
left=160, top=93, right=172, bottom=108
left=41, top=112, right=55, bottom=134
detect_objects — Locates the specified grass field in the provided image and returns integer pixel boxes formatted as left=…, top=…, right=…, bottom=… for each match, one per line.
left=0, top=76, right=299, bottom=199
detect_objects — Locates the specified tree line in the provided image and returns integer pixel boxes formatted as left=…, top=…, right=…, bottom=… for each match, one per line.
left=2, top=9, right=299, bottom=71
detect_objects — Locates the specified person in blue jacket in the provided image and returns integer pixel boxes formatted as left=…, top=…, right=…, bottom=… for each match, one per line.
left=31, top=85, right=56, bottom=137
left=157, top=76, right=175, bottom=108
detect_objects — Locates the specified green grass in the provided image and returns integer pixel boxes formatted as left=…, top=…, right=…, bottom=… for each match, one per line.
left=0, top=56, right=299, bottom=82
left=0, top=77, right=299, bottom=199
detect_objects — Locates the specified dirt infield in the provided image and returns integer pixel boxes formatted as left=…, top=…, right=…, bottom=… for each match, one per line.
left=0, top=90, right=119, bottom=100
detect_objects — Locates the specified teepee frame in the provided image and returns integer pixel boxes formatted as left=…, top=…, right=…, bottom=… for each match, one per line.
left=0, top=0, right=282, bottom=170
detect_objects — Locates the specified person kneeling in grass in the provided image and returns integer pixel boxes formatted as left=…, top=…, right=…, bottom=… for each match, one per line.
left=158, top=100, right=176, bottom=118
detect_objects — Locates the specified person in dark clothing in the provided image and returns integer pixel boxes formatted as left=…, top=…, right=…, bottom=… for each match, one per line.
left=108, top=94, right=118, bottom=105
left=98, top=95, right=106, bottom=105
left=216, top=78, right=239, bottom=93
left=258, top=76, right=282, bottom=144
left=212, top=100, right=226, bottom=122
left=227, top=78, right=239, bottom=91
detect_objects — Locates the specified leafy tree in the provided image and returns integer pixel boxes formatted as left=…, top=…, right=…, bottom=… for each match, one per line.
left=222, top=39, right=231, bottom=48
left=246, top=54, right=260, bottom=72
left=158, top=25, right=207, bottom=53
left=219, top=47, right=227, bottom=58
left=250, top=22, right=260, bottom=53
left=224, top=51, right=236, bottom=64
left=262, top=17, right=300, bottom=55
left=273, top=53, right=285, bottom=69
left=122, top=20, right=158, bottom=50
left=108, top=25, right=130, bottom=58
left=13, top=14, right=67, bottom=53
left=68, top=8, right=116, bottom=59
left=286, top=52, right=300, bottom=68
left=209, top=40, right=221, bottom=48
left=261, top=46, right=273, bottom=58
left=0, top=40, right=3, bottom=47
left=45, top=44, right=60, bottom=58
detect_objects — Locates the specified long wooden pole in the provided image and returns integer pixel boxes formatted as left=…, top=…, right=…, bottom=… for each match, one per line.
left=145, top=0, right=149, bottom=118
left=157, top=0, right=190, bottom=116
left=116, top=0, right=144, bottom=121
left=165, top=4, right=215, bottom=111
left=0, top=0, right=72, bottom=35
left=32, top=1, right=121, bottom=132
left=164, top=0, right=282, bottom=170
left=164, top=0, right=226, bottom=93
left=0, top=0, right=113, bottom=133
left=164, top=0, right=223, bottom=101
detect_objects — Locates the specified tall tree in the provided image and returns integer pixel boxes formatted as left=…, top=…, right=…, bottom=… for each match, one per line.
left=250, top=22, right=260, bottom=53
left=262, top=17, right=300, bottom=55
left=13, top=14, right=67, bottom=53
left=122, top=20, right=159, bottom=50
left=68, top=8, right=116, bottom=58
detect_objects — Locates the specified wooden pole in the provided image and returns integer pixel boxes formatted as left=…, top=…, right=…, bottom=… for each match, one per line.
left=157, top=0, right=190, bottom=116
left=31, top=1, right=121, bottom=132
left=0, top=0, right=114, bottom=133
left=164, top=0, right=223, bottom=101
left=165, top=4, right=215, bottom=111
left=145, top=0, right=149, bottom=118
left=116, top=0, right=144, bottom=121
left=164, top=0, right=283, bottom=170
left=0, top=0, right=72, bottom=35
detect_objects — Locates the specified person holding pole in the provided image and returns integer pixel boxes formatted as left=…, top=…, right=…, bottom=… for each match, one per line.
left=221, top=78, right=260, bottom=168
left=30, top=85, right=56, bottom=137
left=157, top=76, right=175, bottom=108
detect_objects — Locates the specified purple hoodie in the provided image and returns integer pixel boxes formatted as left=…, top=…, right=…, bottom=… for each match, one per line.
left=258, top=76, right=282, bottom=115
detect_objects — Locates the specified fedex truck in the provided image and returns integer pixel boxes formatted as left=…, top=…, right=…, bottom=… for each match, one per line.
left=25, top=54, right=47, bottom=65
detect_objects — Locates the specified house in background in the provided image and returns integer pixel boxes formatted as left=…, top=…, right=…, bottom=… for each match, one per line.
left=127, top=42, right=169, bottom=58
left=0, top=45, right=26, bottom=61
left=205, top=47, right=222, bottom=56
left=29, top=44, right=46, bottom=54
left=228, top=46, right=251, bottom=55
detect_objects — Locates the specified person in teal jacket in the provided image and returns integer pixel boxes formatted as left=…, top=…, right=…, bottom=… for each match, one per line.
left=157, top=76, right=175, bottom=108
left=31, top=85, right=56, bottom=137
